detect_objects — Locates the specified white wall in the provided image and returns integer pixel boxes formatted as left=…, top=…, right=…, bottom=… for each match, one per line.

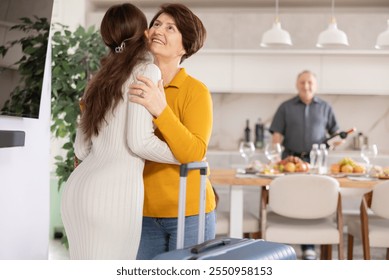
left=52, top=0, right=85, bottom=30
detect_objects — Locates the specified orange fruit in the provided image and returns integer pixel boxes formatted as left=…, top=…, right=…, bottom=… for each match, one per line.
left=353, top=165, right=365, bottom=173
left=330, top=164, right=341, bottom=174
left=341, top=164, right=353, bottom=173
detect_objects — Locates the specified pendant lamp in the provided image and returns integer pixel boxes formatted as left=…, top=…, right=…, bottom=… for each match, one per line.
left=260, top=0, right=292, bottom=47
left=316, top=0, right=349, bottom=48
left=375, top=20, right=389, bottom=49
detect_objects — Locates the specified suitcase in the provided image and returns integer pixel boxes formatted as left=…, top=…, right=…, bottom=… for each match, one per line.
left=153, top=162, right=296, bottom=260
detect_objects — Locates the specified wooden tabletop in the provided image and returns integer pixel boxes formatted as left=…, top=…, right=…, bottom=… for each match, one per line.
left=209, top=168, right=381, bottom=189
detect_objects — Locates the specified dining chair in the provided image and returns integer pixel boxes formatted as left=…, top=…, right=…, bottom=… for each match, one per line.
left=261, top=174, right=344, bottom=260
left=215, top=210, right=260, bottom=238
left=215, top=186, right=261, bottom=238
left=347, top=180, right=389, bottom=260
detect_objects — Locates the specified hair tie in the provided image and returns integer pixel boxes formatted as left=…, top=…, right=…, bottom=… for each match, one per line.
left=114, top=37, right=136, bottom=53
left=115, top=41, right=126, bottom=53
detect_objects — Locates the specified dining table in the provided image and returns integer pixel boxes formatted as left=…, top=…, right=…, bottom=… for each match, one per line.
left=209, top=168, right=382, bottom=238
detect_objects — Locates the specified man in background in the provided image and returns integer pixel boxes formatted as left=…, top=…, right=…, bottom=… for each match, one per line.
left=269, top=70, right=339, bottom=260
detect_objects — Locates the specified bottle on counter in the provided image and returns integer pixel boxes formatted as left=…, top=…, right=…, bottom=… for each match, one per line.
left=319, top=143, right=328, bottom=174
left=309, top=143, right=321, bottom=174
left=352, top=132, right=368, bottom=150
left=254, top=118, right=264, bottom=149
left=324, top=127, right=356, bottom=150
left=244, top=119, right=251, bottom=142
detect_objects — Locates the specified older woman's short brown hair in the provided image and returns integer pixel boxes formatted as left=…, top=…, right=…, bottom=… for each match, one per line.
left=149, top=3, right=206, bottom=64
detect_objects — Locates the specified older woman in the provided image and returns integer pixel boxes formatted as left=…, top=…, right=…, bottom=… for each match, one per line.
left=129, top=3, right=216, bottom=259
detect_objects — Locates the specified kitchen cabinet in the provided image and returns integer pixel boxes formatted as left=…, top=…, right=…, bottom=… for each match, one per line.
left=231, top=52, right=320, bottom=93
left=182, top=49, right=389, bottom=95
left=183, top=52, right=233, bottom=93
left=321, top=55, right=389, bottom=94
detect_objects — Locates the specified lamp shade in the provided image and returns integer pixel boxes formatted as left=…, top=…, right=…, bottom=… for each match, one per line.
left=260, top=22, right=292, bottom=47
left=375, top=20, right=389, bottom=49
left=316, top=22, right=349, bottom=48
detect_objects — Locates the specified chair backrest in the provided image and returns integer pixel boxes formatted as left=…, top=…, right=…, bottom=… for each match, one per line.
left=371, top=180, right=389, bottom=219
left=269, top=174, right=340, bottom=219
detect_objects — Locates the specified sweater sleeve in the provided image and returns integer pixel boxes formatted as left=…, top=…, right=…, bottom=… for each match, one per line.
left=74, top=125, right=92, bottom=160
left=153, top=80, right=213, bottom=163
left=127, top=64, right=179, bottom=164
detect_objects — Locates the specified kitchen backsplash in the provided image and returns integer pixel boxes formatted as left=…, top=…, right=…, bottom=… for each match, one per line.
left=209, top=93, right=389, bottom=154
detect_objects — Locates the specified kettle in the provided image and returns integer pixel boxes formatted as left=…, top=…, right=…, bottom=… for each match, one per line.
left=352, top=133, right=368, bottom=150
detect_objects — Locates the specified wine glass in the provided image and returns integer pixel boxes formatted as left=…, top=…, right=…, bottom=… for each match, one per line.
left=360, top=144, right=378, bottom=176
left=239, top=141, right=256, bottom=166
left=264, top=143, right=282, bottom=164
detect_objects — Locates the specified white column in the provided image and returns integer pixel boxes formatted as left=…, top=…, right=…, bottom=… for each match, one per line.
left=53, top=0, right=86, bottom=30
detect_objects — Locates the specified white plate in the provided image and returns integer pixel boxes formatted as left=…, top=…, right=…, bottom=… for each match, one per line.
left=347, top=176, right=377, bottom=181
left=236, top=168, right=257, bottom=175
left=257, top=173, right=285, bottom=178
left=328, top=173, right=347, bottom=178
left=330, top=172, right=366, bottom=177
left=235, top=173, right=258, bottom=178
left=284, top=172, right=310, bottom=175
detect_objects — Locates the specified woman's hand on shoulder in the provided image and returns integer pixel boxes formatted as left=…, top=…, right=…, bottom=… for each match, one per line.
left=129, top=75, right=166, bottom=117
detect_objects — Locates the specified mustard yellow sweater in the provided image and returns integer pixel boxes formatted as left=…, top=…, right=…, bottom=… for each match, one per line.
left=143, top=68, right=216, bottom=217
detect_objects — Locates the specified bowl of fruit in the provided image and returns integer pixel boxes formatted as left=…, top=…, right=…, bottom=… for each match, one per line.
left=274, top=156, right=310, bottom=173
left=330, top=157, right=366, bottom=175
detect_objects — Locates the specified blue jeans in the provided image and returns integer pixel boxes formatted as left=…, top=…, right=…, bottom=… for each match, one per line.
left=136, top=211, right=216, bottom=260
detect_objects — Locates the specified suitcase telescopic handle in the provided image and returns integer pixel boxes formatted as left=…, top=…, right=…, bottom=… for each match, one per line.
left=177, top=161, right=208, bottom=250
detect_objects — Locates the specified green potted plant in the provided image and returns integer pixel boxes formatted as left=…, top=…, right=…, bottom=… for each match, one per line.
left=0, top=16, right=49, bottom=117
left=51, top=23, right=106, bottom=189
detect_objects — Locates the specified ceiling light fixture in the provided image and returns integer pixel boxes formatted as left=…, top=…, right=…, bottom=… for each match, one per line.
left=375, top=19, right=389, bottom=49
left=316, top=0, right=349, bottom=48
left=260, top=0, right=292, bottom=48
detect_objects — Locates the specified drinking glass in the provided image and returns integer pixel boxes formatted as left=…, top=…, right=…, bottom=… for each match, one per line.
left=239, top=141, right=256, bottom=166
left=264, top=143, right=282, bottom=164
left=360, top=144, right=378, bottom=176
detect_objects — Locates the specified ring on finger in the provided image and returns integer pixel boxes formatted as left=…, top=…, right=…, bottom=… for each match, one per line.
left=140, top=90, right=145, bottom=98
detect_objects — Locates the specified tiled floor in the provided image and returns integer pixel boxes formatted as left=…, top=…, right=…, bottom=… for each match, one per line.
left=49, top=234, right=387, bottom=260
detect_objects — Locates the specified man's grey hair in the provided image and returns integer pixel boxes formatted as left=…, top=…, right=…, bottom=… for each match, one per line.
left=297, top=70, right=317, bottom=79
